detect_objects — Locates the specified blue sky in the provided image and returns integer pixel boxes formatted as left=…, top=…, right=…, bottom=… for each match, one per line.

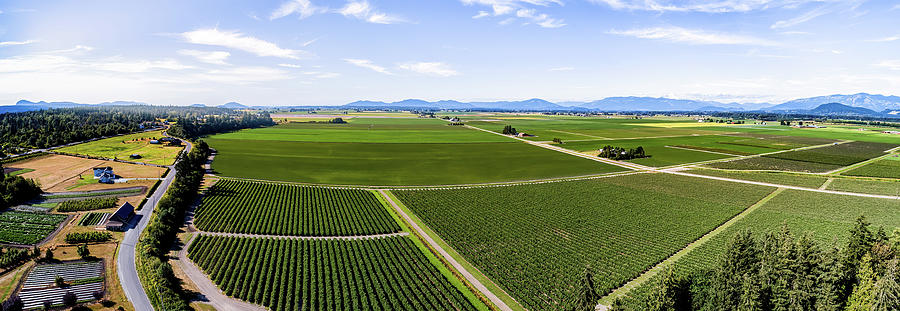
left=0, top=0, right=898, bottom=106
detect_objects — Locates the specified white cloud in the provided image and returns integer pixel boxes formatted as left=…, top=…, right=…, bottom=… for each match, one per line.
left=589, top=0, right=844, bottom=13
left=278, top=63, right=303, bottom=68
left=549, top=66, right=575, bottom=71
left=181, top=28, right=308, bottom=59
left=609, top=27, right=777, bottom=46
left=0, top=40, right=37, bottom=46
left=867, top=35, right=899, bottom=42
left=399, top=62, right=459, bottom=77
left=344, top=58, right=392, bottom=74
left=771, top=5, right=831, bottom=29
left=0, top=53, right=191, bottom=74
left=95, top=58, right=193, bottom=73
left=178, top=49, right=230, bottom=65
left=461, top=0, right=565, bottom=28
left=270, top=0, right=326, bottom=20
left=875, top=60, right=900, bottom=71
left=338, top=1, right=404, bottom=24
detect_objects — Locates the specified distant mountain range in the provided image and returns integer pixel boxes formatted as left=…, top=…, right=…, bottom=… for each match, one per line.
left=5, top=93, right=900, bottom=118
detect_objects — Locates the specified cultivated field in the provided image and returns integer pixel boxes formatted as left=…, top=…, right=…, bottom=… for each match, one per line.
left=194, top=180, right=401, bottom=236
left=842, top=155, right=900, bottom=178
left=616, top=189, right=900, bottom=308
left=188, top=235, right=479, bottom=311
left=206, top=140, right=624, bottom=185
left=684, top=168, right=829, bottom=188
left=55, top=130, right=184, bottom=165
left=393, top=173, right=774, bottom=310
left=18, top=261, right=105, bottom=309
left=464, top=118, right=724, bottom=141
left=0, top=211, right=67, bottom=245
left=709, top=141, right=898, bottom=172
left=826, top=178, right=900, bottom=196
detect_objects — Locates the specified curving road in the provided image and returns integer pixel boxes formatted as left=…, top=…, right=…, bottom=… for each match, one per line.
left=117, top=135, right=191, bottom=311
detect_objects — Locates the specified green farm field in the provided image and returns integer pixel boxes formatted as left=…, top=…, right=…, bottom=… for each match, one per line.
left=207, top=118, right=510, bottom=143
left=393, top=173, right=775, bottom=310
left=617, top=189, right=900, bottom=308
left=826, top=178, right=900, bottom=196
left=709, top=141, right=898, bottom=173
left=684, top=168, right=829, bottom=188
left=56, top=130, right=184, bottom=165
left=842, top=155, right=900, bottom=178
left=206, top=139, right=625, bottom=186
left=194, top=179, right=401, bottom=236
left=465, top=118, right=725, bottom=141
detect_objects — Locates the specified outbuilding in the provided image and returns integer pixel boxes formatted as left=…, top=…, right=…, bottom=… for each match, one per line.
left=106, top=202, right=135, bottom=231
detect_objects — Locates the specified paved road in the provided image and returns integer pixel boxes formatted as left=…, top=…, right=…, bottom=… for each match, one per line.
left=378, top=190, right=515, bottom=311
left=117, top=136, right=192, bottom=311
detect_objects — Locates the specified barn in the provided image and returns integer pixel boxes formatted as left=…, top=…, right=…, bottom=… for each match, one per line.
left=105, top=202, right=135, bottom=231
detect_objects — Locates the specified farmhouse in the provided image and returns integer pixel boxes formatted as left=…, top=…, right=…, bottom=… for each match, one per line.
left=149, top=140, right=160, bottom=144
left=105, top=202, right=135, bottom=231
left=92, top=166, right=117, bottom=183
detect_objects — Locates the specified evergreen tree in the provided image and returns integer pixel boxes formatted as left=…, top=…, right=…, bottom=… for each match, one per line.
left=711, top=230, right=760, bottom=308
left=845, top=254, right=877, bottom=311
left=571, top=266, right=600, bottom=311
left=871, top=260, right=900, bottom=311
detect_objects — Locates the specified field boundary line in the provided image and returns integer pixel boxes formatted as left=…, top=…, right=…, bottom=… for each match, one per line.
left=547, top=129, right=609, bottom=139
left=597, top=188, right=786, bottom=308
left=196, top=231, right=409, bottom=240
left=666, top=170, right=900, bottom=199
left=378, top=190, right=518, bottom=311
left=659, top=140, right=853, bottom=169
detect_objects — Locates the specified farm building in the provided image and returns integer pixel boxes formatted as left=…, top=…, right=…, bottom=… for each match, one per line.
left=105, top=202, right=135, bottom=231
left=93, top=167, right=117, bottom=183
left=149, top=140, right=160, bottom=144
left=516, top=132, right=535, bottom=137
left=129, top=154, right=142, bottom=159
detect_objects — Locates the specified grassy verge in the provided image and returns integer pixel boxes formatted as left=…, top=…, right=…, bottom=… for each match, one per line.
left=378, top=190, right=525, bottom=311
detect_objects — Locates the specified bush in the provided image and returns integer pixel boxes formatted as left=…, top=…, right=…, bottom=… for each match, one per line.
left=65, top=232, right=112, bottom=244
left=62, top=291, right=77, bottom=307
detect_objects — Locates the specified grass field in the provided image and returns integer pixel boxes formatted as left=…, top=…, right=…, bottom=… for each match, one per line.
left=684, top=169, right=829, bottom=188
left=617, top=189, right=900, bottom=308
left=56, top=130, right=184, bottom=165
left=394, top=173, right=774, bottom=310
left=841, top=155, right=900, bottom=178
left=206, top=139, right=625, bottom=186
left=206, top=118, right=510, bottom=144
left=194, top=179, right=401, bottom=236
left=188, top=235, right=478, bottom=311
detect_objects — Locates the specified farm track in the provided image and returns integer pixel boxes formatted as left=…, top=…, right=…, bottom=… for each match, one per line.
left=378, top=190, right=515, bottom=311
left=176, top=234, right=267, bottom=311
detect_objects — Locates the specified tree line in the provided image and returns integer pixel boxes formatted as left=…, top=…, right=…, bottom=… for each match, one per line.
left=0, top=162, right=41, bottom=209
left=598, top=145, right=648, bottom=161
left=601, top=217, right=900, bottom=311
left=0, top=105, right=268, bottom=149
left=137, top=140, right=210, bottom=310
left=166, top=113, right=274, bottom=140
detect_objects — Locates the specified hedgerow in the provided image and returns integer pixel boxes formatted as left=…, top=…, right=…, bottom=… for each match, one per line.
left=57, top=197, right=117, bottom=212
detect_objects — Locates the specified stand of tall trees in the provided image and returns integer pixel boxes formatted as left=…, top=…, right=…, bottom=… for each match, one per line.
left=166, top=113, right=274, bottom=140
left=598, top=145, right=648, bottom=160
left=0, top=162, right=42, bottom=209
left=612, top=217, right=900, bottom=311
left=136, top=141, right=210, bottom=310
left=0, top=105, right=270, bottom=149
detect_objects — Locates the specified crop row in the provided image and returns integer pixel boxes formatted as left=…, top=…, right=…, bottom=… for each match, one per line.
left=188, top=235, right=476, bottom=311
left=0, top=212, right=66, bottom=245
left=842, top=157, right=900, bottom=179
left=78, top=213, right=110, bottom=226
left=57, top=197, right=117, bottom=212
left=393, top=173, right=774, bottom=311
left=194, top=179, right=400, bottom=236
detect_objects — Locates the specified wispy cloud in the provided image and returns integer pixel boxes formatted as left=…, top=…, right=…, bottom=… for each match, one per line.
left=270, top=0, right=326, bottom=20
left=589, top=0, right=842, bottom=13
left=867, top=35, right=899, bottom=42
left=178, top=50, right=230, bottom=65
left=338, top=1, right=404, bottom=24
left=461, top=0, right=565, bottom=28
left=278, top=63, right=303, bottom=68
left=609, top=27, right=777, bottom=46
left=95, top=58, right=193, bottom=73
left=875, top=60, right=900, bottom=71
left=181, top=28, right=309, bottom=59
left=399, top=62, right=459, bottom=77
left=771, top=5, right=830, bottom=29
left=197, top=66, right=291, bottom=84
left=344, top=58, right=393, bottom=74
left=549, top=66, right=575, bottom=71
left=0, top=40, right=37, bottom=46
